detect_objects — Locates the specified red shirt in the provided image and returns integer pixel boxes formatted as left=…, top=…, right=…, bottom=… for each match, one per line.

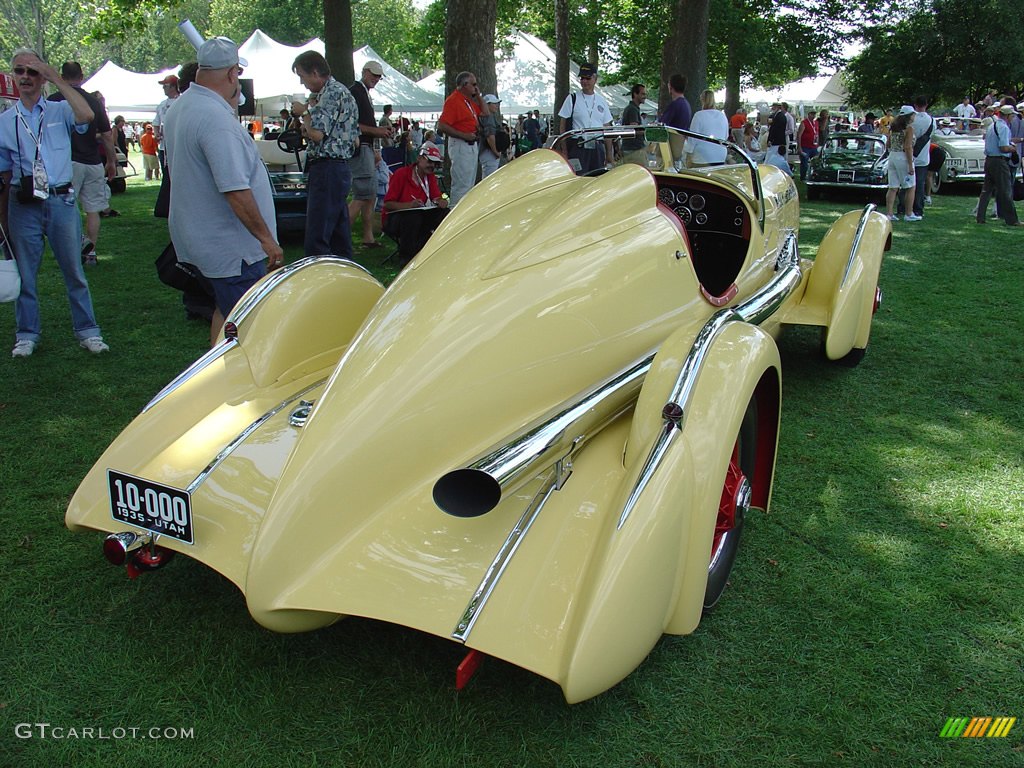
left=140, top=130, right=157, bottom=156
left=438, top=90, right=482, bottom=135
left=799, top=117, right=819, bottom=149
left=382, top=164, right=442, bottom=226
left=729, top=112, right=747, bottom=129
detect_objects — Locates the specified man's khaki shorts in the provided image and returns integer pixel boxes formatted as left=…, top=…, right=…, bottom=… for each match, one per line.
left=72, top=161, right=109, bottom=213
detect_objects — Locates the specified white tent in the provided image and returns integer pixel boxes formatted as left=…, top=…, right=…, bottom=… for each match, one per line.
left=714, top=72, right=849, bottom=114
left=417, top=31, right=658, bottom=118
left=238, top=31, right=443, bottom=116
left=83, top=30, right=444, bottom=121
left=82, top=60, right=180, bottom=119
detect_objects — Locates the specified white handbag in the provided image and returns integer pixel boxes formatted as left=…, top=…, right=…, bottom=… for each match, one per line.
left=0, top=257, right=20, bottom=303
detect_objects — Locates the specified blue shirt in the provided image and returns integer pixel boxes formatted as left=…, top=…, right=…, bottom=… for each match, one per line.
left=984, top=119, right=1011, bottom=157
left=661, top=96, right=692, bottom=131
left=0, top=95, right=89, bottom=187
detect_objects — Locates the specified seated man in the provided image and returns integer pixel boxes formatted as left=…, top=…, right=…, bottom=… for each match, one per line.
left=382, top=143, right=450, bottom=267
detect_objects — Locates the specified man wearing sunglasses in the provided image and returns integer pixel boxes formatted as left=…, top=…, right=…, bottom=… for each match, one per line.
left=164, top=36, right=282, bottom=347
left=0, top=48, right=110, bottom=358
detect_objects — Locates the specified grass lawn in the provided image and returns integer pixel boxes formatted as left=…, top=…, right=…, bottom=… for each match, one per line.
left=0, top=172, right=1022, bottom=767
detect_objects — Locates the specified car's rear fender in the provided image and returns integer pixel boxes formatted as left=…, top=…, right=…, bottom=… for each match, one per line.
left=225, top=257, right=384, bottom=388
left=559, top=322, right=780, bottom=703
left=784, top=206, right=889, bottom=353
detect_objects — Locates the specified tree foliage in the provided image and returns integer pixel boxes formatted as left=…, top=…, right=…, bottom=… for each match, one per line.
left=845, top=0, right=1024, bottom=108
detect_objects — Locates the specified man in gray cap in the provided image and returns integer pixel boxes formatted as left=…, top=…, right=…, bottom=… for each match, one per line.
left=165, top=36, right=283, bottom=346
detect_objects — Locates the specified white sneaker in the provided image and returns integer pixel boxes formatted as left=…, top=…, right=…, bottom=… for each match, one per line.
left=888, top=214, right=899, bottom=221
left=904, top=214, right=923, bottom=222
left=924, top=196, right=932, bottom=205
left=79, top=336, right=109, bottom=354
left=11, top=339, right=35, bottom=357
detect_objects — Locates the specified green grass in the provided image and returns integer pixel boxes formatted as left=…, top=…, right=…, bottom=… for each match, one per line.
left=1, top=175, right=1022, bottom=767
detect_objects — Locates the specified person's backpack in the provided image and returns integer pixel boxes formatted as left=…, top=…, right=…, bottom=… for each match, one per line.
left=563, top=93, right=577, bottom=131
left=494, top=130, right=511, bottom=152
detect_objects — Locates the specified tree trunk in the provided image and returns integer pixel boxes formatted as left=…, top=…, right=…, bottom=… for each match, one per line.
left=554, top=0, right=570, bottom=118
left=660, top=0, right=710, bottom=111
left=323, top=0, right=354, bottom=86
left=724, top=40, right=741, bottom=116
left=444, top=0, right=497, bottom=97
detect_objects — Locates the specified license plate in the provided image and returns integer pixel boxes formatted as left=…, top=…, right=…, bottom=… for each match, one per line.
left=837, top=170, right=855, bottom=182
left=107, top=470, right=194, bottom=544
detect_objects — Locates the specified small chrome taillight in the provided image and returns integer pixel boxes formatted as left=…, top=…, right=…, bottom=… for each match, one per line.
left=103, top=531, right=149, bottom=566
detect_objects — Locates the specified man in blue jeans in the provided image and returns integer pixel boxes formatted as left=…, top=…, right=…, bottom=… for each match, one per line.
left=0, top=48, right=109, bottom=358
left=291, top=50, right=360, bottom=258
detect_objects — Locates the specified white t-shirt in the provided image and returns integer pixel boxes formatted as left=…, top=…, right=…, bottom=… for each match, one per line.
left=954, top=102, right=977, bottom=120
left=911, top=111, right=935, bottom=166
left=686, top=109, right=730, bottom=164
left=558, top=91, right=612, bottom=130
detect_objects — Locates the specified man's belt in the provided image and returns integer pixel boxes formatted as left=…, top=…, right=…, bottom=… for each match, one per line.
left=306, top=156, right=349, bottom=166
left=21, top=182, right=72, bottom=194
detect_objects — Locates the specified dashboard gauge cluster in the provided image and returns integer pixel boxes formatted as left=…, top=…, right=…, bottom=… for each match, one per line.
left=657, top=183, right=747, bottom=235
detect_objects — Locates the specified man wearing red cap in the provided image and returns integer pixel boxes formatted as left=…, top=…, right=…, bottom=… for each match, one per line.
left=152, top=74, right=178, bottom=174
left=382, top=142, right=449, bottom=266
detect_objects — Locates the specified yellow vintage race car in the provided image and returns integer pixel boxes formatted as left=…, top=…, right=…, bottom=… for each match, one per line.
left=66, top=126, right=890, bottom=703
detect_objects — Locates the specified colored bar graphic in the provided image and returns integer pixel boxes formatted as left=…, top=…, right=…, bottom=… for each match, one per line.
left=988, top=717, right=1017, bottom=738
left=940, top=717, right=969, bottom=738
left=941, top=716, right=1016, bottom=738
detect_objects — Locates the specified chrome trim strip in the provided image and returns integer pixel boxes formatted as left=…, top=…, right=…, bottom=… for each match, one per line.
left=805, top=181, right=888, bottom=190
left=433, top=352, right=655, bottom=517
left=617, top=232, right=800, bottom=529
left=451, top=473, right=558, bottom=642
left=142, top=338, right=238, bottom=414
left=186, top=379, right=326, bottom=494
left=226, top=256, right=375, bottom=328
left=841, top=204, right=876, bottom=289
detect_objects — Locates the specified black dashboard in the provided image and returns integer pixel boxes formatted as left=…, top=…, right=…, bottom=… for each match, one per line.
left=656, top=179, right=750, bottom=238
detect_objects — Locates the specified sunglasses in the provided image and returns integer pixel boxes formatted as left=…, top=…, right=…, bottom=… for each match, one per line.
left=13, top=66, right=40, bottom=77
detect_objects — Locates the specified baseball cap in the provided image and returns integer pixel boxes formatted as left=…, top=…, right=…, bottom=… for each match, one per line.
left=363, top=61, right=385, bottom=77
left=158, top=74, right=179, bottom=85
left=1017, top=103, right=1024, bottom=113
left=197, top=37, right=248, bottom=70
left=997, top=104, right=1015, bottom=115
left=898, top=105, right=915, bottom=115
left=579, top=63, right=597, bottom=79
left=483, top=94, right=500, bottom=105
left=419, top=143, right=442, bottom=163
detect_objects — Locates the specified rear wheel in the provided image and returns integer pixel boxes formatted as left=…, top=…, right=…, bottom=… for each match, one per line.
left=704, top=398, right=769, bottom=610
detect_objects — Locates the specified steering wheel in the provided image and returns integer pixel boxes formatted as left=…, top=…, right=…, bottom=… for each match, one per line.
left=277, top=128, right=307, bottom=155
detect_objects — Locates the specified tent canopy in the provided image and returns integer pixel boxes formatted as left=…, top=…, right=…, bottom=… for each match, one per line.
left=417, top=32, right=658, bottom=118
left=714, top=72, right=849, bottom=113
left=83, top=30, right=445, bottom=120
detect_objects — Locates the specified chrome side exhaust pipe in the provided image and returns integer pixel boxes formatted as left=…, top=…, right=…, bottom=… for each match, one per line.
left=433, top=353, right=655, bottom=517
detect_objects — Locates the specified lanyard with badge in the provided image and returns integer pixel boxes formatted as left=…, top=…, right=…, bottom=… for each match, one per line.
left=15, top=103, right=50, bottom=200
left=579, top=94, right=600, bottom=148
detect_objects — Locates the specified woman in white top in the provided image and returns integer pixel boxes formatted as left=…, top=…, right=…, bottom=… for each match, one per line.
left=685, top=90, right=730, bottom=166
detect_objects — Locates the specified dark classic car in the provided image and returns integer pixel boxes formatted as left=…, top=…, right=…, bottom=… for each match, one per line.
left=806, top=132, right=889, bottom=199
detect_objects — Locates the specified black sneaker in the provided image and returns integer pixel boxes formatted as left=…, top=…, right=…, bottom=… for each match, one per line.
left=81, top=239, right=94, bottom=257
